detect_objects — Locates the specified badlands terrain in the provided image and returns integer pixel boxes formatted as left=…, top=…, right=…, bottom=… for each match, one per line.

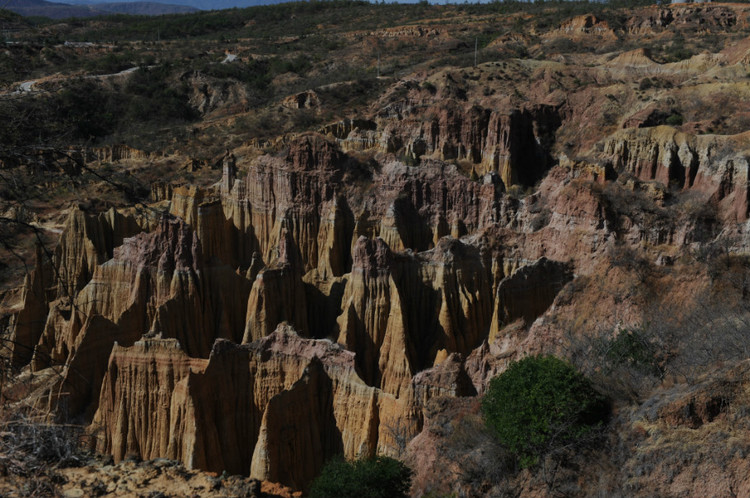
left=4, top=0, right=750, bottom=495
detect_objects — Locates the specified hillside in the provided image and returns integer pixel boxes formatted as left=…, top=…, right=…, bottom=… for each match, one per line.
left=3, top=1, right=750, bottom=496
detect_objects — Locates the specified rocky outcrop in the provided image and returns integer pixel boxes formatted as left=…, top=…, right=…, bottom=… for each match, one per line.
left=93, top=337, right=207, bottom=463
left=371, top=101, right=561, bottom=187
left=243, top=231, right=308, bottom=342
left=94, top=216, right=247, bottom=354
left=10, top=208, right=142, bottom=370
left=601, top=127, right=750, bottom=220
left=11, top=133, right=511, bottom=430
left=9, top=246, right=54, bottom=368
left=28, top=217, right=250, bottom=416
left=319, top=99, right=560, bottom=189
left=402, top=237, right=493, bottom=364
left=372, top=159, right=505, bottom=252
left=221, top=134, right=349, bottom=271
left=625, top=5, right=738, bottom=35
left=489, top=257, right=573, bottom=341
left=185, top=71, right=251, bottom=117
left=480, top=107, right=556, bottom=187
left=413, top=353, right=477, bottom=408
left=281, top=90, right=320, bottom=110
left=86, top=145, right=150, bottom=164
left=250, top=357, right=342, bottom=489
left=13, top=6, right=750, bottom=496
left=316, top=197, right=355, bottom=279
left=370, top=25, right=441, bottom=38
left=215, top=134, right=506, bottom=267
left=93, top=325, right=417, bottom=489
left=151, top=181, right=174, bottom=202
left=53, top=207, right=143, bottom=302
left=337, top=236, right=493, bottom=397
left=400, top=257, right=573, bottom=398
left=548, top=14, right=617, bottom=41
left=320, top=118, right=377, bottom=142
left=336, top=237, right=413, bottom=397
left=6, top=119, right=684, bottom=493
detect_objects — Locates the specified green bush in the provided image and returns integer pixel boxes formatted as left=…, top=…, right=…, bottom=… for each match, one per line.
left=56, top=81, right=125, bottom=139
left=309, top=456, right=413, bottom=498
left=605, top=327, right=666, bottom=378
left=123, top=65, right=197, bottom=123
left=665, top=113, right=684, bottom=126
left=481, top=355, right=608, bottom=469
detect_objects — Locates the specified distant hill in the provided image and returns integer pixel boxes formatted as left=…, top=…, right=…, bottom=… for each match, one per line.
left=64, top=0, right=283, bottom=11
left=89, top=2, right=198, bottom=14
left=5, top=0, right=100, bottom=18
left=5, top=0, right=198, bottom=19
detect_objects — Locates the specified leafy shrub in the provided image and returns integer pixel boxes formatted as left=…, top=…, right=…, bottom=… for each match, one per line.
left=605, top=327, right=666, bottom=378
left=481, top=355, right=609, bottom=469
left=125, top=65, right=197, bottom=123
left=56, top=80, right=126, bottom=139
left=638, top=77, right=653, bottom=91
left=309, top=456, right=413, bottom=498
left=665, top=113, right=684, bottom=126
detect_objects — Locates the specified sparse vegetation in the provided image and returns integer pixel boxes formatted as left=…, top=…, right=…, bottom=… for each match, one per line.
left=604, top=327, right=666, bottom=379
left=0, top=415, right=87, bottom=477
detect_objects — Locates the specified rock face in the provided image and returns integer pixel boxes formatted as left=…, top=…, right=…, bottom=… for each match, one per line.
left=9, top=246, right=54, bottom=368
left=412, top=353, right=477, bottom=408
left=5, top=131, right=590, bottom=490
left=243, top=231, right=308, bottom=342
left=217, top=133, right=506, bottom=266
left=186, top=71, right=252, bottom=117
left=94, top=325, right=415, bottom=489
left=11, top=207, right=142, bottom=369
left=10, top=114, right=722, bottom=494
left=549, top=14, right=617, bottom=40
left=53, top=207, right=143, bottom=299
left=86, top=145, right=150, bottom=164
left=625, top=5, right=739, bottom=34
left=601, top=127, right=750, bottom=221
left=337, top=236, right=492, bottom=397
left=336, top=236, right=414, bottom=397
left=249, top=357, right=342, bottom=488
left=10, top=4, right=750, bottom=497
left=281, top=90, right=320, bottom=109
left=28, top=216, right=250, bottom=417
left=489, top=257, right=573, bottom=340
left=328, top=100, right=561, bottom=188
left=219, top=134, right=350, bottom=271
